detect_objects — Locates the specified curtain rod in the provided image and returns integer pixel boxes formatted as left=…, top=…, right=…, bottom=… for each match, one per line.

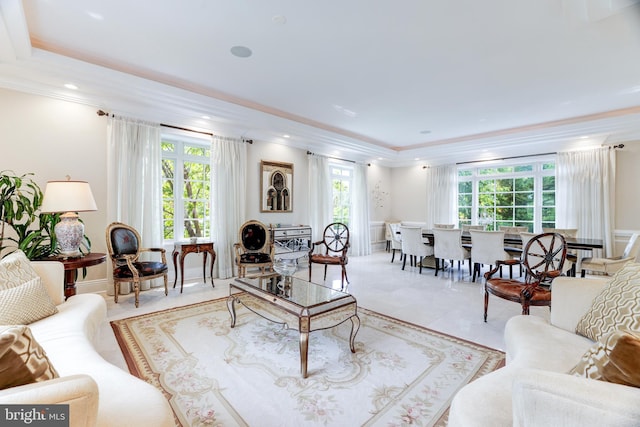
left=456, top=144, right=624, bottom=166
left=306, top=151, right=355, bottom=164
left=456, top=152, right=556, bottom=166
left=96, top=110, right=252, bottom=143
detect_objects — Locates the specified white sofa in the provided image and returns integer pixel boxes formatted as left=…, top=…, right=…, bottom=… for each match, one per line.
left=449, top=276, right=640, bottom=427
left=0, top=259, right=175, bottom=427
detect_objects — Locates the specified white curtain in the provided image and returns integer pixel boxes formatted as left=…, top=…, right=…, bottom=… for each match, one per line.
left=425, top=164, right=458, bottom=228
left=350, top=163, right=371, bottom=256
left=106, top=116, right=163, bottom=293
left=307, top=154, right=333, bottom=246
left=211, top=136, right=247, bottom=278
left=556, top=147, right=615, bottom=257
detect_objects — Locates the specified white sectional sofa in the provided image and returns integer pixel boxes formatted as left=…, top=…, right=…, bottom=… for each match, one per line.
left=449, top=276, right=640, bottom=427
left=0, top=254, right=174, bottom=427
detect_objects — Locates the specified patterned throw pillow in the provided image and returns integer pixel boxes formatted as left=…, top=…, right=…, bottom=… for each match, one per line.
left=0, top=250, right=39, bottom=291
left=575, top=262, right=640, bottom=341
left=0, top=277, right=58, bottom=324
left=570, top=329, right=640, bottom=388
left=0, top=325, right=59, bottom=390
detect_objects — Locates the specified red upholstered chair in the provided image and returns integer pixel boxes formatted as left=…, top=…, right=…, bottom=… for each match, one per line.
left=308, top=222, right=350, bottom=289
left=484, top=232, right=567, bottom=321
left=106, top=222, right=168, bottom=308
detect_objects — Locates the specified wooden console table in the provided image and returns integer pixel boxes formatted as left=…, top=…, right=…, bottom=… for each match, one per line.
left=38, top=252, right=107, bottom=300
left=172, top=240, right=216, bottom=293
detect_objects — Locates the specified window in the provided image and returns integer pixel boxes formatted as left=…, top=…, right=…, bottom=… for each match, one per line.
left=161, top=136, right=211, bottom=241
left=330, top=163, right=352, bottom=225
left=457, top=159, right=555, bottom=232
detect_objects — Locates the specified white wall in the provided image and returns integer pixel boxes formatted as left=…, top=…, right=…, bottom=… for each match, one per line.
left=245, top=140, right=309, bottom=226
left=0, top=88, right=109, bottom=288
left=389, top=164, right=427, bottom=223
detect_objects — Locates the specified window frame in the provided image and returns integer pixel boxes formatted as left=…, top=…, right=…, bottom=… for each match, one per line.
left=161, top=134, right=212, bottom=242
left=457, top=156, right=555, bottom=232
left=329, top=161, right=353, bottom=226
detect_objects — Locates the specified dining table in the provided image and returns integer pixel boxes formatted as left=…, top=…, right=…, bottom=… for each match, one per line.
left=401, top=229, right=604, bottom=270
left=419, top=230, right=604, bottom=251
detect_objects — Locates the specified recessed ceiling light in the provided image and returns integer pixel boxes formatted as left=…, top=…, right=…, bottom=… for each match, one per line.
left=283, top=134, right=290, bottom=138
left=377, top=157, right=383, bottom=160
left=580, top=135, right=589, bottom=139
left=230, top=46, right=252, bottom=58
left=86, top=11, right=104, bottom=20
left=414, top=157, right=420, bottom=161
left=419, top=130, right=431, bottom=134
left=332, top=104, right=357, bottom=118
left=201, top=115, right=210, bottom=120
left=64, top=83, right=78, bottom=90
left=272, top=15, right=287, bottom=25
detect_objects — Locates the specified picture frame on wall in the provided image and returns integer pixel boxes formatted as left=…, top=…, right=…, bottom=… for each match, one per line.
left=260, top=160, right=293, bottom=212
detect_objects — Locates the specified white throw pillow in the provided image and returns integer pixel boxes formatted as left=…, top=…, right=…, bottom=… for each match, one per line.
left=0, top=250, right=39, bottom=291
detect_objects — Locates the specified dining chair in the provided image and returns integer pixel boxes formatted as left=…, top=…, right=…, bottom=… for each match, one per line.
left=433, top=228, right=471, bottom=276
left=484, top=232, right=567, bottom=321
left=542, top=228, right=579, bottom=276
left=462, top=224, right=485, bottom=232
left=106, top=222, right=168, bottom=308
left=469, top=230, right=511, bottom=282
left=308, top=222, right=350, bottom=289
left=399, top=226, right=434, bottom=274
left=499, top=226, right=529, bottom=234
left=388, top=222, right=403, bottom=263
left=434, top=223, right=455, bottom=229
left=581, top=232, right=640, bottom=277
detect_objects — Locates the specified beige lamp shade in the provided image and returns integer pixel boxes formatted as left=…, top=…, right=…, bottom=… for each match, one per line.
left=40, top=180, right=97, bottom=257
left=40, top=180, right=97, bottom=213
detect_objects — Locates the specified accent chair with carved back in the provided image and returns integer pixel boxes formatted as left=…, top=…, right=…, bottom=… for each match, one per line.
left=234, top=220, right=275, bottom=278
left=105, top=222, right=168, bottom=308
left=308, top=222, right=350, bottom=290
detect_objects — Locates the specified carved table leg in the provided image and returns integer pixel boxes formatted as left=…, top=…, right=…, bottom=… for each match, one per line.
left=172, top=248, right=179, bottom=288
left=227, top=296, right=237, bottom=328
left=349, top=314, right=360, bottom=353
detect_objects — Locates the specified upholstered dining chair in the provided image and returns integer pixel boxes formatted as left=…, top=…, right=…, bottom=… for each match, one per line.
left=388, top=222, right=403, bottom=263
left=469, top=230, right=511, bottom=282
left=433, top=228, right=471, bottom=276
left=462, top=224, right=485, bottom=232
left=543, top=228, right=579, bottom=276
left=106, top=222, right=168, bottom=308
left=484, top=232, right=567, bottom=321
left=308, top=222, right=350, bottom=289
left=399, top=226, right=434, bottom=274
left=434, top=223, right=455, bottom=229
left=581, top=232, right=640, bottom=277
left=234, top=220, right=274, bottom=278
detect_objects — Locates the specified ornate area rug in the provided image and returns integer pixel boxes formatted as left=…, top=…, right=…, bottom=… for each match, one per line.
left=111, top=298, right=504, bottom=427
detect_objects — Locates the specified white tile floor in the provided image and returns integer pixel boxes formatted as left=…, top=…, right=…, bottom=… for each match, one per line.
left=96, top=250, right=552, bottom=370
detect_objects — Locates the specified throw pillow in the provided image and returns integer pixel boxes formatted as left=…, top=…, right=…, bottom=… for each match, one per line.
left=0, top=250, right=39, bottom=291
left=575, top=262, right=640, bottom=341
left=570, top=329, right=640, bottom=388
left=0, top=277, right=58, bottom=324
left=0, top=325, right=59, bottom=390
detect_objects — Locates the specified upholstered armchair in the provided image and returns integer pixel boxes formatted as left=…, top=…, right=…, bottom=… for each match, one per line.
left=105, top=222, right=168, bottom=308
left=234, top=220, right=275, bottom=278
left=581, top=233, right=640, bottom=277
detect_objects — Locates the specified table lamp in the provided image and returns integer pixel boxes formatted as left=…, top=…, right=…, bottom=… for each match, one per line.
left=40, top=177, right=97, bottom=257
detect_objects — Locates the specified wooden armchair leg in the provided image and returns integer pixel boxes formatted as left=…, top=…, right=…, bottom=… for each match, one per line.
left=113, top=282, right=119, bottom=303
left=483, top=289, right=489, bottom=322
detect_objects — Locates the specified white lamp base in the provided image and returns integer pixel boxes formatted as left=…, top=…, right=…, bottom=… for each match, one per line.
left=55, top=212, right=84, bottom=257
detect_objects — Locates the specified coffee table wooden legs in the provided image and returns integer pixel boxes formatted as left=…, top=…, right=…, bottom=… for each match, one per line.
left=349, top=315, right=360, bottom=353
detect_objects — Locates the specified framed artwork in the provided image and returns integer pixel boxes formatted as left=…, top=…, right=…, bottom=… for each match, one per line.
left=260, top=160, right=293, bottom=212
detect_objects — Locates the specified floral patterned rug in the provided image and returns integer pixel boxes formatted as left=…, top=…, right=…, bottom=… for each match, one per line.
left=111, top=298, right=504, bottom=427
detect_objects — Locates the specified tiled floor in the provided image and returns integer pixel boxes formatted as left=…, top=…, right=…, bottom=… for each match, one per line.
left=96, top=250, right=552, bottom=370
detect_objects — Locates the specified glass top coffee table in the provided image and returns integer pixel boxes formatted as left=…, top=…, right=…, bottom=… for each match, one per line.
left=227, top=273, right=360, bottom=378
